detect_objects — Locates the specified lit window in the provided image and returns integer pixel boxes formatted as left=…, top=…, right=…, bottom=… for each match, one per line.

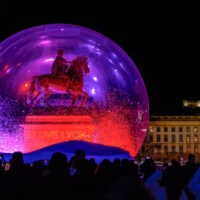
left=187, top=146, right=191, bottom=153
left=194, top=134, right=198, bottom=142
left=179, top=135, right=183, bottom=142
left=179, top=127, right=183, bottom=132
left=194, top=127, right=198, bottom=132
left=171, top=135, right=176, bottom=142
left=194, top=146, right=198, bottom=153
left=157, top=127, right=160, bottom=132
left=179, top=146, right=183, bottom=153
left=157, top=135, right=161, bottom=142
left=172, top=146, right=176, bottom=153
left=164, top=135, right=168, bottom=142
left=164, top=127, right=168, bottom=132
left=186, top=127, right=190, bottom=132
left=186, top=135, right=190, bottom=142
left=171, top=127, right=175, bottom=132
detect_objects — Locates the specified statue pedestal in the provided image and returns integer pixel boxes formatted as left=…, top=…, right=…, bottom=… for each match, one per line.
left=20, top=115, right=96, bottom=153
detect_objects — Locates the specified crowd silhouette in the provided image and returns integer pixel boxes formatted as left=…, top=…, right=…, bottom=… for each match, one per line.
left=0, top=151, right=200, bottom=200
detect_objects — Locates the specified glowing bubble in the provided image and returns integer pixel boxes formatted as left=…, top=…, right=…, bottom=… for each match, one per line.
left=0, top=24, right=149, bottom=156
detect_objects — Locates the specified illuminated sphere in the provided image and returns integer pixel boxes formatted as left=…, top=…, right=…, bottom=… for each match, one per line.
left=0, top=24, right=149, bottom=156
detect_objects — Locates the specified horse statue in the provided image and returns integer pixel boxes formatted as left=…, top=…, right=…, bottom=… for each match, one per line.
left=27, top=56, right=90, bottom=107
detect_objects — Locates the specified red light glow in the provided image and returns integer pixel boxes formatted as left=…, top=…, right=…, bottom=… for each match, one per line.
left=18, top=82, right=30, bottom=94
left=20, top=114, right=144, bottom=157
left=21, top=116, right=96, bottom=153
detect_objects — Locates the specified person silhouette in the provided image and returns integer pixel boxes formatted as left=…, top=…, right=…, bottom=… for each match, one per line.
left=51, top=49, right=71, bottom=76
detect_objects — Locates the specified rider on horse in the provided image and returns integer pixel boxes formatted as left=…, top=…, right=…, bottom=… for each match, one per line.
left=27, top=51, right=90, bottom=107
left=51, top=49, right=71, bottom=76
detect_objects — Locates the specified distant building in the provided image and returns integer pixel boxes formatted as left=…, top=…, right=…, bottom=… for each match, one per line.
left=138, top=116, right=200, bottom=161
left=183, top=100, right=200, bottom=108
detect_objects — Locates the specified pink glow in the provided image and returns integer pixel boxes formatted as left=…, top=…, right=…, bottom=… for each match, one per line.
left=0, top=133, right=24, bottom=153
left=44, top=58, right=54, bottom=63
left=39, top=40, right=51, bottom=45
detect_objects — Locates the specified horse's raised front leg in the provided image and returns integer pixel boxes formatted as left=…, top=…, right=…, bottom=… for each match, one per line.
left=78, top=90, right=88, bottom=107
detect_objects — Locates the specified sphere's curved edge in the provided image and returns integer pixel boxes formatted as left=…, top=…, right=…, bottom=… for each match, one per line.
left=0, top=23, right=149, bottom=157
left=0, top=24, right=135, bottom=67
left=0, top=22, right=149, bottom=115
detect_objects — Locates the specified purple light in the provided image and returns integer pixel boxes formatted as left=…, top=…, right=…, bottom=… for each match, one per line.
left=111, top=52, right=117, bottom=58
left=93, top=76, right=98, bottom=81
left=39, top=40, right=51, bottom=45
left=108, top=58, right=114, bottom=64
left=0, top=24, right=149, bottom=156
left=44, top=58, right=54, bottom=63
left=91, top=88, right=95, bottom=95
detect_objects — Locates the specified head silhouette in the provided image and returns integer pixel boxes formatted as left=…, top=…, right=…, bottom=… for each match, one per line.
left=188, top=154, right=195, bottom=164
left=58, top=49, right=64, bottom=57
left=75, top=150, right=86, bottom=161
left=12, top=152, right=24, bottom=166
left=49, top=152, right=68, bottom=174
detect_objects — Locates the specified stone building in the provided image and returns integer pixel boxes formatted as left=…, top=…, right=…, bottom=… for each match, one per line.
left=138, top=116, right=200, bottom=161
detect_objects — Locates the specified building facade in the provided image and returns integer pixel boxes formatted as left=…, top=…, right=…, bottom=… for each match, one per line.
left=138, top=116, right=200, bottom=161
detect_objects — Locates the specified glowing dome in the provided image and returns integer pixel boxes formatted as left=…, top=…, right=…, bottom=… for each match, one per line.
left=0, top=24, right=149, bottom=156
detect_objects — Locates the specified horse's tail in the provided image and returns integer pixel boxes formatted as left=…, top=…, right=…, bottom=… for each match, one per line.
left=26, top=76, right=38, bottom=104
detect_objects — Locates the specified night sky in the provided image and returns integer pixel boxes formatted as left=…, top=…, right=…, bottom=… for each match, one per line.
left=0, top=1, right=199, bottom=115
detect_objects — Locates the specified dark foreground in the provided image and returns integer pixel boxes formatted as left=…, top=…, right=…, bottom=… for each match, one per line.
left=0, top=151, right=199, bottom=200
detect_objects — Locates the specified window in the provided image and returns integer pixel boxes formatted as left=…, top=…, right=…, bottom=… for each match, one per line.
left=186, top=127, right=190, bottom=132
left=179, top=127, right=183, bottom=132
left=186, top=135, right=190, bottom=142
left=179, top=146, right=183, bottom=153
left=164, top=135, right=168, bottom=142
left=148, top=126, right=153, bottom=132
left=164, top=127, right=168, bottom=132
left=171, top=127, right=175, bottom=132
left=171, top=135, right=176, bottom=142
left=157, top=127, right=160, bottom=132
left=157, top=135, right=161, bottom=142
left=187, top=146, right=191, bottom=153
left=149, top=135, right=153, bottom=142
left=194, top=134, right=198, bottom=142
left=179, top=135, right=183, bottom=142
left=172, top=146, right=176, bottom=153
left=194, top=127, right=198, bottom=132
left=164, top=146, right=168, bottom=153
left=194, top=146, right=198, bottom=153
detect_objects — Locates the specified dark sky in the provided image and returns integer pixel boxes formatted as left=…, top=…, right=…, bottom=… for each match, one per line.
left=0, top=1, right=199, bottom=115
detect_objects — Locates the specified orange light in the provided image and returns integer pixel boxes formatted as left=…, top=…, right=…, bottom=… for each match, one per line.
left=25, top=83, right=29, bottom=88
